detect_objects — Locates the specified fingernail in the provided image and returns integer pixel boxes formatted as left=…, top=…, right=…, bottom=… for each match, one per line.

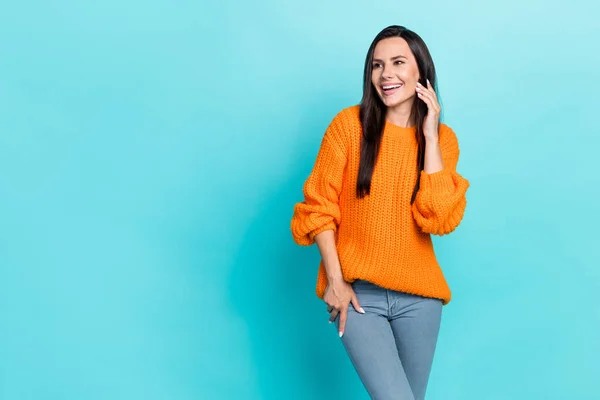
left=339, top=331, right=344, bottom=338
left=359, top=307, right=365, bottom=314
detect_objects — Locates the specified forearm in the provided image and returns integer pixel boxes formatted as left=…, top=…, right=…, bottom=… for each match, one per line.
left=314, top=230, right=344, bottom=282
left=423, top=137, right=444, bottom=174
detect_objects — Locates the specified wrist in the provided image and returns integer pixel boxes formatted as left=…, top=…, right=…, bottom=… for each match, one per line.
left=326, top=271, right=344, bottom=283
left=424, top=136, right=439, bottom=145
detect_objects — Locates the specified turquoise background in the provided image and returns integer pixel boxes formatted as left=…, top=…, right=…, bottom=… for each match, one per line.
left=1, top=0, right=599, bottom=399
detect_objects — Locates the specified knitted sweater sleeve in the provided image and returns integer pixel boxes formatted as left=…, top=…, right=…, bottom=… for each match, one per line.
left=411, top=125, right=470, bottom=236
left=291, top=112, right=348, bottom=246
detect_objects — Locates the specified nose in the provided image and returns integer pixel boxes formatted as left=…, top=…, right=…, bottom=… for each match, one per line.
left=381, top=64, right=394, bottom=80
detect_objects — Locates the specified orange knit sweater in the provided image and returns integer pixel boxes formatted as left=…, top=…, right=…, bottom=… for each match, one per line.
left=290, top=105, right=469, bottom=305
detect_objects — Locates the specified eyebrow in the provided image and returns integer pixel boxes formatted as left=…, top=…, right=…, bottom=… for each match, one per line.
left=372, top=55, right=408, bottom=62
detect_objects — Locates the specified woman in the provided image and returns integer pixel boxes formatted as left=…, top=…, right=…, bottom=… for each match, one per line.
left=290, top=25, right=470, bottom=399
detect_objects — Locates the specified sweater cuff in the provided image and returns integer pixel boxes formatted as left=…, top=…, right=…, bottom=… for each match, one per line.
left=421, top=169, right=455, bottom=194
left=308, top=221, right=337, bottom=242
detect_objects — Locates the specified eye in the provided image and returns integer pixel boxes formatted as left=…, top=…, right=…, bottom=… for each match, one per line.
left=394, top=60, right=404, bottom=65
left=372, top=63, right=381, bottom=69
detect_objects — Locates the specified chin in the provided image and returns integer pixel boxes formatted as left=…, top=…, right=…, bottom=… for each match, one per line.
left=380, top=95, right=412, bottom=108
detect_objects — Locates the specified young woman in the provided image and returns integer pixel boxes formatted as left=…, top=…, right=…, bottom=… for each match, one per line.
left=290, top=25, right=470, bottom=399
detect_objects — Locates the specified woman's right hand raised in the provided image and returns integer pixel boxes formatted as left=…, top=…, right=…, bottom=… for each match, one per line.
left=324, top=277, right=365, bottom=338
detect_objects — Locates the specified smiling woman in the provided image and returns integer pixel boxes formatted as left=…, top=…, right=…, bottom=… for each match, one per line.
left=372, top=47, right=419, bottom=106
left=290, top=25, right=470, bottom=400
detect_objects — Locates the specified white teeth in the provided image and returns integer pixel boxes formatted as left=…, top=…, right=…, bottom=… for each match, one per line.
left=383, top=84, right=402, bottom=90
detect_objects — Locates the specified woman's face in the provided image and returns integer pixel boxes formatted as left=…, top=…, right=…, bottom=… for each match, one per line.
left=371, top=37, right=421, bottom=109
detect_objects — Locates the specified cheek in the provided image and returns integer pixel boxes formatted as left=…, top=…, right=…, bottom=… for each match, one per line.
left=409, top=67, right=421, bottom=82
left=399, top=68, right=419, bottom=82
left=371, top=70, right=378, bottom=83
left=371, top=73, right=381, bottom=90
left=395, top=64, right=418, bottom=81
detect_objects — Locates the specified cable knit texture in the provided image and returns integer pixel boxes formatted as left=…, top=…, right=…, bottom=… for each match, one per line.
left=291, top=105, right=470, bottom=305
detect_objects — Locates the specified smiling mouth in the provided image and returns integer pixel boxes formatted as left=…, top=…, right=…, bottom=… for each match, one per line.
left=382, top=84, right=403, bottom=96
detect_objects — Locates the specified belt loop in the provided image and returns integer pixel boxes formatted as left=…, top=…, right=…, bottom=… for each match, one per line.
left=386, top=289, right=391, bottom=316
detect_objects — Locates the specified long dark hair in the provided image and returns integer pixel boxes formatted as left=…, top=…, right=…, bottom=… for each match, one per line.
left=357, top=25, right=438, bottom=203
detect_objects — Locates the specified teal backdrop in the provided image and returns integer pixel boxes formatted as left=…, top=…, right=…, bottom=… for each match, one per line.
left=1, top=1, right=599, bottom=399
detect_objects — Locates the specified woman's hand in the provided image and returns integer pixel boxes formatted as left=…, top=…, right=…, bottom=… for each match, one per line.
left=324, top=277, right=364, bottom=338
left=416, top=79, right=441, bottom=142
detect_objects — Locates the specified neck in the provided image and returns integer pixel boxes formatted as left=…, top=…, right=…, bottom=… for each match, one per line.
left=386, top=100, right=415, bottom=128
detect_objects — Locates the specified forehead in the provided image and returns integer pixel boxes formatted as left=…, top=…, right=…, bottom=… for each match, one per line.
left=373, top=37, right=412, bottom=59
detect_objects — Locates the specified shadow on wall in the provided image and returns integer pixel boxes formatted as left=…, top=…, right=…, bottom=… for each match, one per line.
left=227, top=101, right=367, bottom=400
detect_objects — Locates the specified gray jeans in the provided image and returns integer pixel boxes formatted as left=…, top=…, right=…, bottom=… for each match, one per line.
left=334, top=279, right=443, bottom=400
